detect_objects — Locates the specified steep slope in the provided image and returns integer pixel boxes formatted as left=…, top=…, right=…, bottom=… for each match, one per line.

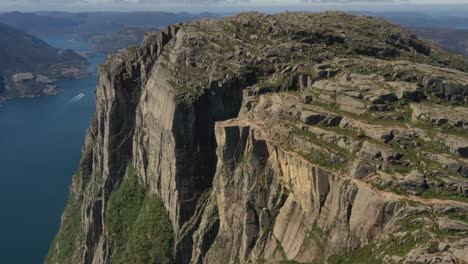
left=0, top=23, right=87, bottom=100
left=47, top=12, right=468, bottom=264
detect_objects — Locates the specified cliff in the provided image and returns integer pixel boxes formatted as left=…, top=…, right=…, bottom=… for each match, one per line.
left=46, top=12, right=468, bottom=264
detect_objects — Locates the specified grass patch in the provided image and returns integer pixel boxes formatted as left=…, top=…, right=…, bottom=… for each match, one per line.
left=420, top=189, right=468, bottom=203
left=328, top=242, right=380, bottom=264
left=327, top=233, right=423, bottom=264
left=384, top=233, right=423, bottom=257
left=255, top=73, right=297, bottom=94
left=447, top=213, right=468, bottom=224
left=328, top=212, right=433, bottom=264
left=106, top=165, right=174, bottom=264
left=116, top=196, right=174, bottom=264
left=106, top=166, right=146, bottom=257
left=168, top=79, right=203, bottom=105
left=289, top=124, right=350, bottom=170
left=272, top=235, right=288, bottom=261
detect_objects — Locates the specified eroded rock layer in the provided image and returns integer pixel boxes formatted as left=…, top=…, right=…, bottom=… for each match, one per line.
left=47, top=12, right=468, bottom=264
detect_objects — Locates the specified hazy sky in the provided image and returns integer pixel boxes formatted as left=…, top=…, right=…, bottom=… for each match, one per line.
left=1, top=0, right=467, bottom=12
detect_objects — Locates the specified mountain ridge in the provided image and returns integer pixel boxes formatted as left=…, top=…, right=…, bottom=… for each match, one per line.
left=0, top=11, right=218, bottom=36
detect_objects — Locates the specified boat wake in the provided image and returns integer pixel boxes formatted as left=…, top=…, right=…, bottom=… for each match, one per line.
left=69, top=93, right=84, bottom=103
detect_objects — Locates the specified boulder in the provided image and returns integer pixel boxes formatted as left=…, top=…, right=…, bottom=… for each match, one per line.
left=398, top=170, right=427, bottom=190
left=349, top=159, right=375, bottom=179
left=438, top=218, right=468, bottom=232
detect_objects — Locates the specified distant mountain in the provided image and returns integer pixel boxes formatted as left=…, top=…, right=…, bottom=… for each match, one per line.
left=411, top=28, right=468, bottom=57
left=361, top=11, right=468, bottom=29
left=0, top=23, right=88, bottom=100
left=0, top=11, right=217, bottom=58
left=0, top=11, right=218, bottom=36
left=361, top=12, right=468, bottom=57
left=0, top=11, right=79, bottom=36
left=80, top=27, right=158, bottom=54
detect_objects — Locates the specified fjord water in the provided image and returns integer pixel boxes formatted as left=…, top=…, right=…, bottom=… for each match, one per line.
left=0, top=36, right=105, bottom=263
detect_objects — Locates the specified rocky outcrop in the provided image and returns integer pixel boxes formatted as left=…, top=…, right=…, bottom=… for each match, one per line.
left=6, top=72, right=62, bottom=98
left=47, top=12, right=468, bottom=264
left=411, top=104, right=468, bottom=129
left=202, top=121, right=402, bottom=263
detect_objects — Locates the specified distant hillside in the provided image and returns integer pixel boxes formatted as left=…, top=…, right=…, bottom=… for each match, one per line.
left=411, top=28, right=468, bottom=56
left=0, top=11, right=217, bottom=57
left=361, top=12, right=468, bottom=57
left=0, top=23, right=88, bottom=100
left=78, top=27, right=155, bottom=54
left=0, top=11, right=79, bottom=35
left=0, top=11, right=217, bottom=36
left=363, top=11, right=468, bottom=29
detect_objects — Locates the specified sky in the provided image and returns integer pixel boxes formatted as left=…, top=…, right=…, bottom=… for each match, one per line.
left=0, top=0, right=467, bottom=12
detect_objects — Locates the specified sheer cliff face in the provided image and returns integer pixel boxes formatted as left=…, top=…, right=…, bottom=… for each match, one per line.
left=47, top=12, right=468, bottom=264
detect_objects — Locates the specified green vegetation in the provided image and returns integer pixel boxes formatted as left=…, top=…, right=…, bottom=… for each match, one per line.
left=106, top=166, right=146, bottom=256
left=328, top=212, right=434, bottom=264
left=117, top=195, right=174, bottom=264
left=420, top=189, right=468, bottom=203
left=328, top=232, right=421, bottom=264
left=447, top=213, right=468, bottom=224
left=329, top=208, right=467, bottom=264
left=106, top=165, right=174, bottom=264
left=414, top=120, right=468, bottom=138
left=44, top=179, right=84, bottom=264
left=289, top=124, right=350, bottom=171
left=374, top=179, right=468, bottom=203
left=255, top=73, right=297, bottom=93
left=328, top=242, right=380, bottom=264
left=168, top=79, right=203, bottom=105
left=273, top=236, right=289, bottom=261
left=384, top=233, right=423, bottom=257
left=317, top=125, right=359, bottom=137
left=45, top=166, right=174, bottom=264
left=327, top=213, right=429, bottom=264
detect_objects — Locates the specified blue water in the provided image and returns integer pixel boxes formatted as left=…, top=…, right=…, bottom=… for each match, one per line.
left=0, top=36, right=105, bottom=264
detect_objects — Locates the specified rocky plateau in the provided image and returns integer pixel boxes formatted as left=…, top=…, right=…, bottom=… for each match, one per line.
left=46, top=12, right=468, bottom=264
